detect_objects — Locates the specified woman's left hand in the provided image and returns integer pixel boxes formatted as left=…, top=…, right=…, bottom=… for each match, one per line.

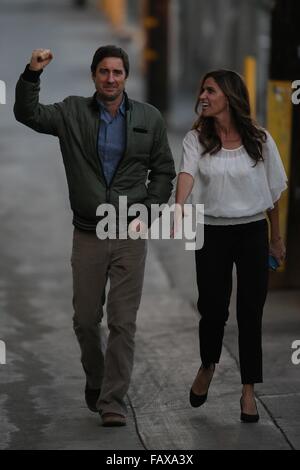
left=269, top=237, right=286, bottom=265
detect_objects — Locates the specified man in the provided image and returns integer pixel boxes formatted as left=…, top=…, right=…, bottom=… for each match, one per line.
left=14, top=45, right=175, bottom=427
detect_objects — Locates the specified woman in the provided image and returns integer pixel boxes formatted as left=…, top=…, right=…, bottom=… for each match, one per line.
left=175, top=69, right=287, bottom=422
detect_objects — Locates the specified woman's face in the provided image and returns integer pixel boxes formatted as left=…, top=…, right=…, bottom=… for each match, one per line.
left=199, top=77, right=228, bottom=118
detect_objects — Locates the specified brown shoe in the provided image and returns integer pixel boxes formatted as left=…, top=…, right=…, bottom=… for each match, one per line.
left=101, top=412, right=126, bottom=427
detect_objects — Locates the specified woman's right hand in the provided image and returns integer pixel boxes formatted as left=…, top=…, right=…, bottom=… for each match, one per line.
left=170, top=204, right=184, bottom=238
left=171, top=172, right=194, bottom=238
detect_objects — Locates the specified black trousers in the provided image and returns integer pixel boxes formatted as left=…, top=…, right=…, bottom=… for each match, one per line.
left=195, top=219, right=269, bottom=384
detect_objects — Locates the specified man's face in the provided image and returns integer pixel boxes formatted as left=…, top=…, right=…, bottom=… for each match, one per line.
left=92, top=57, right=127, bottom=102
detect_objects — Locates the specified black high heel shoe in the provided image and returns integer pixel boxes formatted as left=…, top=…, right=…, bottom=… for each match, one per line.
left=189, top=364, right=215, bottom=408
left=240, top=396, right=260, bottom=423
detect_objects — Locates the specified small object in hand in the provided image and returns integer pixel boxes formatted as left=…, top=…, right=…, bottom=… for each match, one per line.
left=269, top=255, right=280, bottom=271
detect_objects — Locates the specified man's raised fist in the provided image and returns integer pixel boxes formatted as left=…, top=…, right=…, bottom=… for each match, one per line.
left=29, top=49, right=53, bottom=71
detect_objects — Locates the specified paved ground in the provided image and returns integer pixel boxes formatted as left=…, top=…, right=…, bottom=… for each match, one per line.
left=0, top=0, right=299, bottom=450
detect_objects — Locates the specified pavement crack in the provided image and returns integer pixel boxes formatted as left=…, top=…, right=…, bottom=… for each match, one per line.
left=259, top=400, right=295, bottom=450
left=126, top=393, right=148, bottom=451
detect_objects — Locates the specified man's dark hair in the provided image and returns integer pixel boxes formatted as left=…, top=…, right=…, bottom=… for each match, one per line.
left=91, top=45, right=129, bottom=77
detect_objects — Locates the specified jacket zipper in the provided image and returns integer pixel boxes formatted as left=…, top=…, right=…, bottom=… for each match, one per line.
left=96, top=107, right=129, bottom=204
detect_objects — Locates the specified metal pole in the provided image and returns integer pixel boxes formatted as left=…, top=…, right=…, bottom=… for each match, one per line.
left=143, top=0, right=169, bottom=114
left=244, top=56, right=257, bottom=119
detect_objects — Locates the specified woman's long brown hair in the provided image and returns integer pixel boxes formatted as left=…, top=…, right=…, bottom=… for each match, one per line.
left=193, top=70, right=267, bottom=164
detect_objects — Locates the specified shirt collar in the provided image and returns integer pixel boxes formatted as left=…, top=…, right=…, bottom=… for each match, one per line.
left=97, top=94, right=126, bottom=117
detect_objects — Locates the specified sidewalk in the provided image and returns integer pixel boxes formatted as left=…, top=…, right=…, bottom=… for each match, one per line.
left=130, top=242, right=300, bottom=450
left=0, top=1, right=299, bottom=450
left=143, top=127, right=300, bottom=450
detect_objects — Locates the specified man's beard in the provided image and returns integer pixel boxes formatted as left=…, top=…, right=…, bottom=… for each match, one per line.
left=99, top=89, right=123, bottom=102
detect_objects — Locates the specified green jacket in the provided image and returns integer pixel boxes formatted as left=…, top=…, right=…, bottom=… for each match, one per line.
left=14, top=75, right=176, bottom=230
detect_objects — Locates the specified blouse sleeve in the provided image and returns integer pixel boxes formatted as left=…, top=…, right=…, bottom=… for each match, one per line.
left=263, top=131, right=288, bottom=203
left=179, top=131, right=200, bottom=178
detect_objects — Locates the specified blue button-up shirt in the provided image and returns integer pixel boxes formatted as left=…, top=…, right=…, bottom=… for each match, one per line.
left=97, top=96, right=126, bottom=186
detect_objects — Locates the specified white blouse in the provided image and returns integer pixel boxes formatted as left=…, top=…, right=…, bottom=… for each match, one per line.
left=179, top=129, right=288, bottom=225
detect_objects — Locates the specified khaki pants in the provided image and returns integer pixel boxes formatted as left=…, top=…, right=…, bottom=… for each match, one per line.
left=71, top=228, right=147, bottom=416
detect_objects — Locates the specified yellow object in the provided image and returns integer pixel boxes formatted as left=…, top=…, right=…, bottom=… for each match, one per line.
left=267, top=80, right=293, bottom=272
left=144, top=16, right=159, bottom=28
left=244, top=56, right=257, bottom=119
left=98, top=0, right=126, bottom=31
left=144, top=48, right=158, bottom=62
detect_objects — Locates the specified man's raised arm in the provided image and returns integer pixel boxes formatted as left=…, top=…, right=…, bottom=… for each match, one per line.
left=14, top=49, right=65, bottom=136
